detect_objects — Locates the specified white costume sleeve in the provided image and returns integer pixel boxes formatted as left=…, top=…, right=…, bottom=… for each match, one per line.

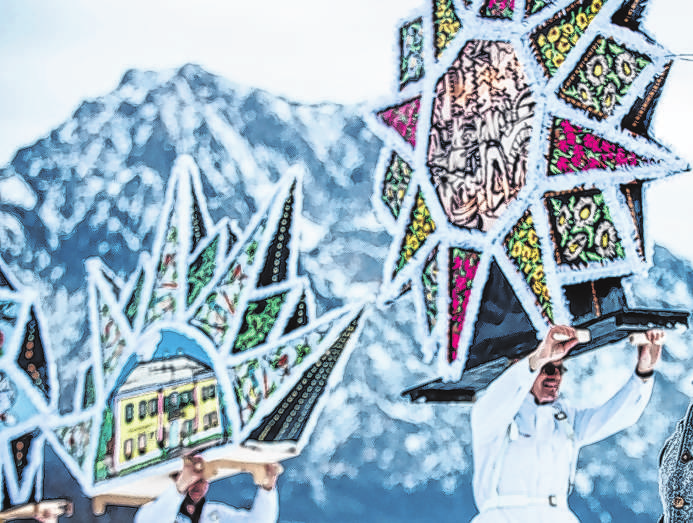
left=471, top=358, right=539, bottom=441
left=134, top=484, right=185, bottom=523
left=205, top=487, right=278, bottom=523
left=573, top=372, right=654, bottom=447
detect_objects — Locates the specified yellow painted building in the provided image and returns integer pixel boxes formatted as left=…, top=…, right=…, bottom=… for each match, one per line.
left=113, top=356, right=223, bottom=472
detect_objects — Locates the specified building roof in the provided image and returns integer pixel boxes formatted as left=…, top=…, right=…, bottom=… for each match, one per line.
left=116, top=356, right=215, bottom=396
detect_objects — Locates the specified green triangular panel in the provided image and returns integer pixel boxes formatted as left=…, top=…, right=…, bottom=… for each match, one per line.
left=233, top=292, right=290, bottom=353
left=53, top=420, right=93, bottom=468
left=187, top=234, right=221, bottom=307
left=124, top=267, right=145, bottom=327
left=422, top=246, right=439, bottom=334
left=191, top=190, right=208, bottom=254
left=190, top=219, right=267, bottom=347
left=382, top=152, right=413, bottom=219
left=400, top=17, right=424, bottom=89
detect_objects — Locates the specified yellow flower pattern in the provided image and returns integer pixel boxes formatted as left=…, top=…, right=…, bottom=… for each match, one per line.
left=394, top=190, right=436, bottom=274
left=504, top=212, right=553, bottom=321
left=433, top=0, right=462, bottom=59
left=530, top=0, right=608, bottom=77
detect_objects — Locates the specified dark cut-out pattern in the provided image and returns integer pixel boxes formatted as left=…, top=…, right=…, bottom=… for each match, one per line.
left=258, top=182, right=295, bottom=288
left=247, top=312, right=362, bottom=443
left=16, top=309, right=49, bottom=399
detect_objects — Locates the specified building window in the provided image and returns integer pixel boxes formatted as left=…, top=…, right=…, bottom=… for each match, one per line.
left=202, top=385, right=216, bottom=401
left=182, top=420, right=194, bottom=438
left=138, top=433, right=147, bottom=453
left=124, top=438, right=133, bottom=459
left=210, top=411, right=219, bottom=427
left=148, top=399, right=157, bottom=416
left=138, top=401, right=147, bottom=419
left=180, top=390, right=192, bottom=407
left=125, top=403, right=134, bottom=423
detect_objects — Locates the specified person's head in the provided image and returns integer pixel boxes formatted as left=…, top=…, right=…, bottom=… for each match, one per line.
left=530, top=360, right=566, bottom=404
left=187, top=478, right=209, bottom=504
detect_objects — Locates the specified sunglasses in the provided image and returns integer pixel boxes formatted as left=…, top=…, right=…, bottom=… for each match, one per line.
left=542, top=362, right=567, bottom=376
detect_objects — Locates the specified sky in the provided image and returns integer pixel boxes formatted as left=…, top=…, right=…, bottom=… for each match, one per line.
left=0, top=0, right=692, bottom=259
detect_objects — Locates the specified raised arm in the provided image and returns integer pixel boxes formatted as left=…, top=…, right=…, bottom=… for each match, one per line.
left=471, top=325, right=579, bottom=440
left=574, top=329, right=663, bottom=446
left=211, top=464, right=281, bottom=523
left=134, top=484, right=185, bottom=523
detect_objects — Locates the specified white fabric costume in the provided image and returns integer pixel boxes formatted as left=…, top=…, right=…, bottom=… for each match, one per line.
left=470, top=358, right=653, bottom=522
left=134, top=484, right=278, bottom=523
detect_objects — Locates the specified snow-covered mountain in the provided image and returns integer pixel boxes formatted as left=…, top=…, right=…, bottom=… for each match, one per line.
left=2, top=65, right=691, bottom=522
left=0, top=63, right=387, bottom=404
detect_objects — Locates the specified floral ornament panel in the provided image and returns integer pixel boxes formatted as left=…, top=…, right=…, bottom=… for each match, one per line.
left=530, top=0, right=607, bottom=77
left=145, top=203, right=180, bottom=326
left=548, top=117, right=654, bottom=175
left=124, top=267, right=145, bottom=327
left=187, top=234, right=222, bottom=307
left=546, top=189, right=626, bottom=267
left=382, top=152, right=414, bottom=219
left=400, top=18, right=424, bottom=89
left=448, top=248, right=480, bottom=362
left=232, top=336, right=315, bottom=428
left=427, top=40, right=535, bottom=231
left=95, top=290, right=129, bottom=383
left=53, top=420, right=93, bottom=469
left=190, top=220, right=267, bottom=347
left=422, top=246, right=439, bottom=333
left=504, top=212, right=553, bottom=321
left=433, top=0, right=462, bottom=59
left=560, top=36, right=651, bottom=120
left=377, top=97, right=421, bottom=148
left=232, top=292, right=289, bottom=353
left=525, top=0, right=552, bottom=17
left=480, top=0, right=515, bottom=19
left=394, top=189, right=436, bottom=276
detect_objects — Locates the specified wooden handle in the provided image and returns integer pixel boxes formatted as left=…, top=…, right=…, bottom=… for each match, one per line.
left=553, top=329, right=590, bottom=343
left=629, top=332, right=666, bottom=345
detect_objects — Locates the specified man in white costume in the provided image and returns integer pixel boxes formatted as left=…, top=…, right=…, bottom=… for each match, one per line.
left=471, top=324, right=664, bottom=522
left=135, top=455, right=281, bottom=523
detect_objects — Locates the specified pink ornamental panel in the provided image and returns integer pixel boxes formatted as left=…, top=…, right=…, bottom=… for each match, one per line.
left=448, top=248, right=481, bottom=362
left=377, top=97, right=421, bottom=148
